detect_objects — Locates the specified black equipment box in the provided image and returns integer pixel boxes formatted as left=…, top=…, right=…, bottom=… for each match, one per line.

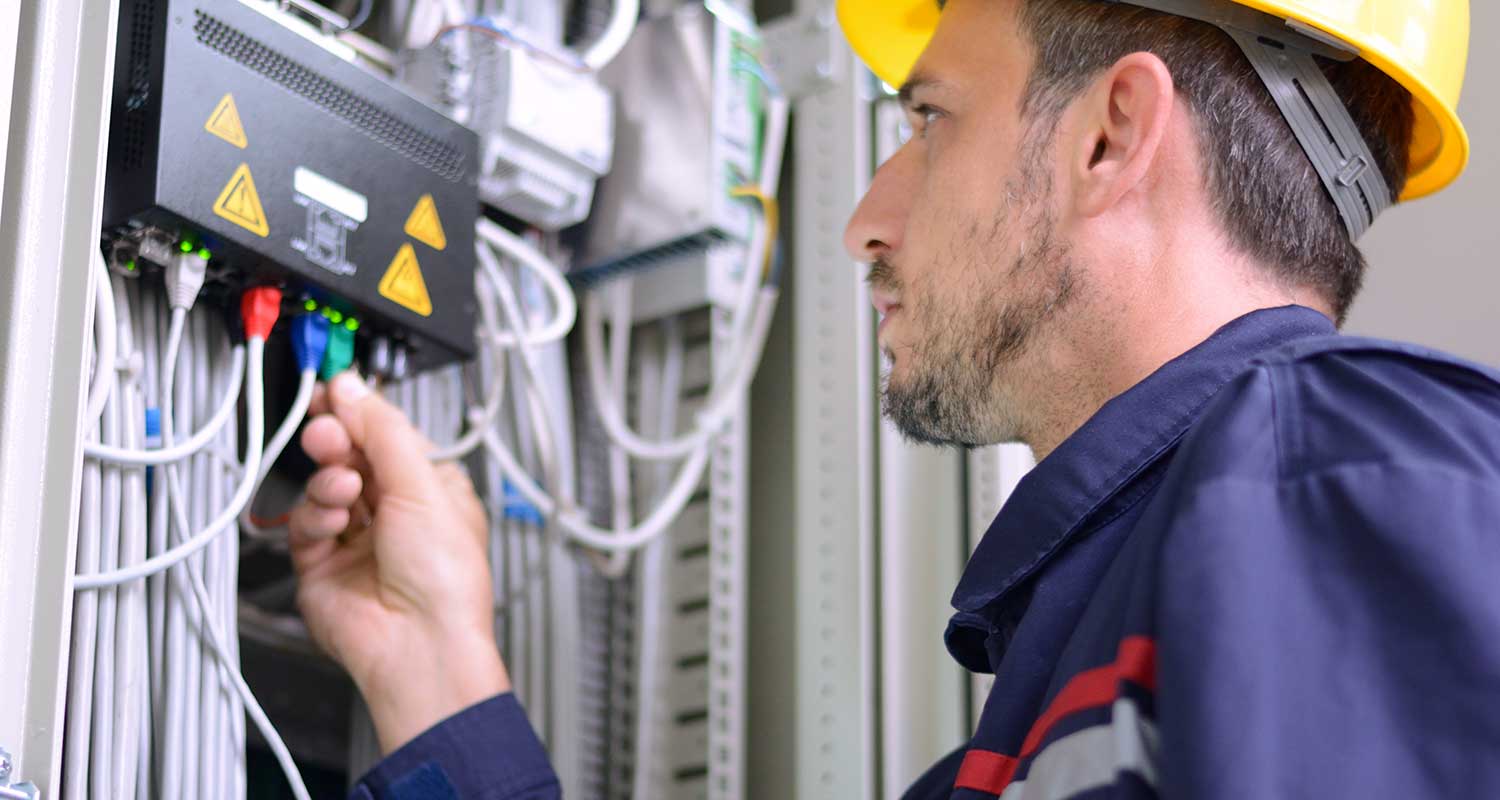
left=104, top=0, right=480, bottom=369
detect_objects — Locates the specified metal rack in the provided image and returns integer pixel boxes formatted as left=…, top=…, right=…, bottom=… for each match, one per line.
left=0, top=0, right=121, bottom=794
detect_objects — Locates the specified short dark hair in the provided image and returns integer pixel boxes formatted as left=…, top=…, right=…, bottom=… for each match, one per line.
left=1003, top=0, right=1415, bottom=324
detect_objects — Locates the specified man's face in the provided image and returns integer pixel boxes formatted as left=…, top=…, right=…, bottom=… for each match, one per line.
left=844, top=0, right=1081, bottom=448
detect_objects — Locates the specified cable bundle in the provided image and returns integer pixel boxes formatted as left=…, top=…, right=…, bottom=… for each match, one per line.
left=67, top=262, right=310, bottom=800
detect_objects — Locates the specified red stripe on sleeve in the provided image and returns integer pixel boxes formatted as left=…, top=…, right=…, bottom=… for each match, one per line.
left=955, top=637, right=1158, bottom=794
left=1018, top=636, right=1156, bottom=757
left=954, top=749, right=1019, bottom=795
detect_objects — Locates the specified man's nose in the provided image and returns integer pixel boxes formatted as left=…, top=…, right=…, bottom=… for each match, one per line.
left=843, top=150, right=916, bottom=264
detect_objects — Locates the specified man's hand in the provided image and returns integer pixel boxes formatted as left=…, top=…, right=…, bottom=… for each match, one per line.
left=288, top=372, right=510, bottom=755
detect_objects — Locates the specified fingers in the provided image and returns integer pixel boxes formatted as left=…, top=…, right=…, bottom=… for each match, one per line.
left=286, top=527, right=338, bottom=577
left=326, top=372, right=442, bottom=498
left=288, top=501, right=349, bottom=540
left=301, top=414, right=354, bottom=467
left=307, top=465, right=363, bottom=509
left=308, top=383, right=330, bottom=417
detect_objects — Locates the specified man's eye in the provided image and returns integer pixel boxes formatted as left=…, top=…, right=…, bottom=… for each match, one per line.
left=914, top=105, right=942, bottom=138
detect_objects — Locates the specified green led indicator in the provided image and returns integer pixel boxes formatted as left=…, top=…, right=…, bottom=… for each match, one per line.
left=328, top=310, right=344, bottom=324
left=125, top=260, right=137, bottom=272
left=321, top=307, right=334, bottom=320
left=197, top=248, right=211, bottom=260
left=179, top=240, right=193, bottom=253
left=344, top=318, right=359, bottom=332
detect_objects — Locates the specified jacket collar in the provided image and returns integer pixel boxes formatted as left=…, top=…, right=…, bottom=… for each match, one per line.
left=952, top=305, right=1337, bottom=615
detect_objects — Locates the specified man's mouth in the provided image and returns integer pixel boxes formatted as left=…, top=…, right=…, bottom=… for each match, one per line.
left=873, top=291, right=901, bottom=339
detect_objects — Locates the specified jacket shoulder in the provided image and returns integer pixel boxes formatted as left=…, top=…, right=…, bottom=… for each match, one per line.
left=1185, top=335, right=1500, bottom=482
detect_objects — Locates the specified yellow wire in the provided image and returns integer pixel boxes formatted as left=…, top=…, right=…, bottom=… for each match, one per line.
left=729, top=185, right=779, bottom=283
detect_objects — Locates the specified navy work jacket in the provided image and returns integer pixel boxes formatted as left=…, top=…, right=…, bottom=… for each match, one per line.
left=352, top=306, right=1500, bottom=799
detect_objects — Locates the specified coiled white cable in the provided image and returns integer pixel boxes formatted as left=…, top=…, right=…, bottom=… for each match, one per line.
left=477, top=255, right=716, bottom=553
left=84, top=345, right=245, bottom=465
left=476, top=218, right=576, bottom=348
left=578, top=93, right=788, bottom=462
left=578, top=0, right=638, bottom=70
left=581, top=285, right=778, bottom=461
left=73, top=328, right=267, bottom=590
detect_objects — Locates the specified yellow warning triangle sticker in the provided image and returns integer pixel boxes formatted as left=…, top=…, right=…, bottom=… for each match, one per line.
left=212, top=163, right=270, bottom=237
left=379, top=243, right=433, bottom=317
left=403, top=193, right=447, bottom=251
left=204, top=93, right=248, bottom=149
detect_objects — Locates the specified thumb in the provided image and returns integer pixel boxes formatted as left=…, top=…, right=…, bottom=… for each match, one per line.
left=327, top=371, right=442, bottom=499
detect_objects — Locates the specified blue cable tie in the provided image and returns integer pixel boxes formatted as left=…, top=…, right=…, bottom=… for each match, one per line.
left=501, top=479, right=545, bottom=526
left=144, top=407, right=161, bottom=495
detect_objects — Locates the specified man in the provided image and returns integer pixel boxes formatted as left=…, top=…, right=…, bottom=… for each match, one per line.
left=290, top=0, right=1500, bottom=797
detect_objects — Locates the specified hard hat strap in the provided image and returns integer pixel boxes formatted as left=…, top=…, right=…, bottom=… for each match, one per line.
left=1226, top=30, right=1392, bottom=240
left=1109, top=0, right=1391, bottom=239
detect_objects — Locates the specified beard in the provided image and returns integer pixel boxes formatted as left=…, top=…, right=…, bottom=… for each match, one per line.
left=876, top=162, right=1078, bottom=448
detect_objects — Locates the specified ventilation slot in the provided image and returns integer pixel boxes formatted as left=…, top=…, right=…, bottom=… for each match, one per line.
left=193, top=10, right=467, bottom=182
left=121, top=0, right=158, bottom=169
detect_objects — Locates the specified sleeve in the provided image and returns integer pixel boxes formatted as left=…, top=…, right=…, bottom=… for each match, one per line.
left=1151, top=461, right=1500, bottom=799
left=350, top=693, right=560, bottom=800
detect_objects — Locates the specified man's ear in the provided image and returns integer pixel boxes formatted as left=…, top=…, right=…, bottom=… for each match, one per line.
left=1067, top=51, right=1176, bottom=218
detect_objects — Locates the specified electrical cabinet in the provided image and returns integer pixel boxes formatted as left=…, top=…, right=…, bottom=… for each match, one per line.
left=104, top=0, right=480, bottom=370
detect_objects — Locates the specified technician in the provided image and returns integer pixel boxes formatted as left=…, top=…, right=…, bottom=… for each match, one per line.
left=288, top=1, right=1500, bottom=797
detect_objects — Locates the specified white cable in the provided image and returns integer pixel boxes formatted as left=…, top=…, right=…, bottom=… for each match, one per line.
left=156, top=350, right=311, bottom=800
left=139, top=292, right=169, bottom=783
left=579, top=91, right=787, bottom=462
left=189, top=308, right=222, bottom=800
left=476, top=218, right=576, bottom=347
left=596, top=281, right=635, bottom=577
left=85, top=345, right=245, bottom=465
left=63, top=456, right=101, bottom=799
left=631, top=315, right=683, bottom=800
left=726, top=95, right=789, bottom=349
left=476, top=244, right=569, bottom=510
left=476, top=247, right=714, bottom=554
left=218, top=337, right=249, bottom=800
left=578, top=0, right=638, bottom=70
left=427, top=265, right=508, bottom=462
left=88, top=316, right=122, bottom=800
left=155, top=305, right=189, bottom=800
left=84, top=249, right=117, bottom=430
left=109, top=275, right=148, bottom=798
left=169, top=465, right=307, bottom=799
left=239, top=368, right=317, bottom=537
left=582, top=286, right=778, bottom=461
left=73, top=336, right=268, bottom=590
left=484, top=429, right=709, bottom=554
left=177, top=310, right=205, bottom=795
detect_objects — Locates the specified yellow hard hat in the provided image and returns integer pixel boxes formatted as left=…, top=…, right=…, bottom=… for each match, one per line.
left=836, top=0, right=1470, bottom=200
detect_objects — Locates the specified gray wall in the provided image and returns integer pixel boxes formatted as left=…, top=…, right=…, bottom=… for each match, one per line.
left=1345, top=4, right=1498, bottom=366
